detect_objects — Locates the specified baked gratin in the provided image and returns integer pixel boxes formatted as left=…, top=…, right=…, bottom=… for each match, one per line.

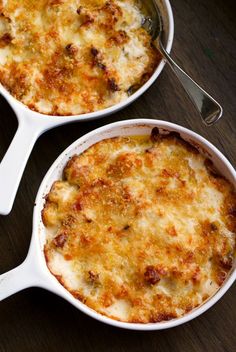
left=42, top=129, right=236, bottom=323
left=0, top=0, right=161, bottom=115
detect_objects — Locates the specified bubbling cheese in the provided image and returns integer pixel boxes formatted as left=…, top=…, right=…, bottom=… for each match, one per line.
left=0, top=0, right=161, bottom=115
left=42, top=130, right=236, bottom=323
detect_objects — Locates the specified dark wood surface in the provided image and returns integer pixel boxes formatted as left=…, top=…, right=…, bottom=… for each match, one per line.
left=0, top=0, right=235, bottom=351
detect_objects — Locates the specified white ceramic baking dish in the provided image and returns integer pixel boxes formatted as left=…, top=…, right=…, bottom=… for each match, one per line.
left=0, top=0, right=174, bottom=215
left=0, top=119, right=235, bottom=330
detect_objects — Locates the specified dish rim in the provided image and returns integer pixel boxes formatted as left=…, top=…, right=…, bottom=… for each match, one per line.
left=0, top=0, right=174, bottom=121
left=31, top=118, right=236, bottom=331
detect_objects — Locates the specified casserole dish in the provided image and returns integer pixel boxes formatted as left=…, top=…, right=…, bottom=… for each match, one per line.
left=0, top=119, right=235, bottom=330
left=0, top=0, right=174, bottom=215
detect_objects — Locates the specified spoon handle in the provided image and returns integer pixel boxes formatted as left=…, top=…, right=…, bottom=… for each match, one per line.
left=158, top=41, right=223, bottom=126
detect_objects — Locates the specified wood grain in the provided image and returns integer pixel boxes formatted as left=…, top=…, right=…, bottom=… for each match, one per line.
left=0, top=0, right=235, bottom=351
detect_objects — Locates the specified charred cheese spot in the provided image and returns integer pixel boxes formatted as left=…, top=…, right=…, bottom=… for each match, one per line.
left=43, top=133, right=236, bottom=323
left=0, top=0, right=161, bottom=115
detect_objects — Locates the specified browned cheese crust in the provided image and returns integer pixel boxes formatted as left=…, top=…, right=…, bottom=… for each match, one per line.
left=0, top=0, right=161, bottom=115
left=42, top=130, right=236, bottom=323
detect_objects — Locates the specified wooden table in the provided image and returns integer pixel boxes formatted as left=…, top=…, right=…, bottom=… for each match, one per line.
left=0, top=0, right=235, bottom=351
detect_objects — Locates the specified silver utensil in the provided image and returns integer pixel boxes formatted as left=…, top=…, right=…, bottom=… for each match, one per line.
left=142, top=1, right=223, bottom=126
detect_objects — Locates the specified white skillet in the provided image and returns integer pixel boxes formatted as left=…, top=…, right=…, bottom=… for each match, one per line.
left=0, top=0, right=174, bottom=215
left=0, top=119, right=235, bottom=331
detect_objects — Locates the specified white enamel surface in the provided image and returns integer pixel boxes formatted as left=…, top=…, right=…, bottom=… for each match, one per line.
left=1, top=119, right=234, bottom=331
left=0, top=0, right=174, bottom=215
left=34, top=119, right=236, bottom=330
left=0, top=119, right=235, bottom=329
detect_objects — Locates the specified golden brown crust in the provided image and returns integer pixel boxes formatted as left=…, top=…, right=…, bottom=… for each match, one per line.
left=0, top=0, right=161, bottom=115
left=42, top=132, right=236, bottom=323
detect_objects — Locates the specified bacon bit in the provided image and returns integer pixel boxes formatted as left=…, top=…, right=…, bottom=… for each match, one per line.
left=108, top=30, right=129, bottom=46
left=90, top=47, right=107, bottom=71
left=97, top=62, right=106, bottom=70
left=179, top=179, right=186, bottom=187
left=107, top=78, right=120, bottom=92
left=73, top=200, right=82, bottom=211
left=81, top=17, right=94, bottom=27
left=0, top=33, right=12, bottom=47
left=219, top=255, right=233, bottom=270
left=65, top=43, right=78, bottom=56
left=86, top=218, right=92, bottom=223
left=91, top=47, right=99, bottom=57
left=145, top=147, right=155, bottom=154
left=103, top=1, right=122, bottom=18
left=201, top=220, right=218, bottom=236
left=210, top=222, right=218, bottom=231
left=53, top=233, right=67, bottom=248
left=1, top=33, right=12, bottom=43
left=76, top=6, right=83, bottom=15
left=150, top=127, right=160, bottom=142
left=77, top=6, right=94, bottom=27
left=87, top=270, right=99, bottom=283
left=144, top=266, right=161, bottom=285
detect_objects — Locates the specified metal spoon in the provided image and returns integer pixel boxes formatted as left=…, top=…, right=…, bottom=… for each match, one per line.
left=141, top=1, right=223, bottom=126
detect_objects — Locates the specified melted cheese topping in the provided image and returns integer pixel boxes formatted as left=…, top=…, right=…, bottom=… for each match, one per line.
left=0, top=0, right=161, bottom=115
left=42, top=131, right=236, bottom=323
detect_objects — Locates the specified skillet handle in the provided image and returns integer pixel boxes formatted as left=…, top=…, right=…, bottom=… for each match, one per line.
left=0, top=260, right=34, bottom=301
left=0, top=113, right=41, bottom=215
